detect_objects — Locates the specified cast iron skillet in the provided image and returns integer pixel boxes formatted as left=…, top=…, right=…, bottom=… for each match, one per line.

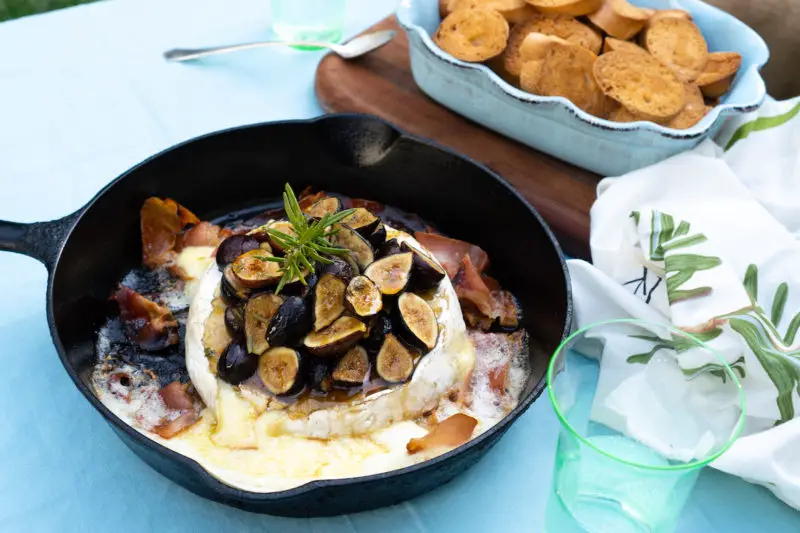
left=0, top=114, right=571, bottom=517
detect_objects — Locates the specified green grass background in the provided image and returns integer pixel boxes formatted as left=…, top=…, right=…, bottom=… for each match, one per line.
left=0, top=0, right=93, bottom=21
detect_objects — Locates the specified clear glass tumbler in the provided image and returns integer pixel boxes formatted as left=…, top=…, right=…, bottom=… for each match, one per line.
left=546, top=319, right=746, bottom=533
left=270, top=0, right=347, bottom=50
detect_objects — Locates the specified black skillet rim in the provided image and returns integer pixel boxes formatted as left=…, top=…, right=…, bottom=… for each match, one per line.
left=46, top=113, right=573, bottom=503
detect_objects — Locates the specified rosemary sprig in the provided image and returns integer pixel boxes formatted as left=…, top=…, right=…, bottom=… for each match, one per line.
left=266, top=184, right=355, bottom=293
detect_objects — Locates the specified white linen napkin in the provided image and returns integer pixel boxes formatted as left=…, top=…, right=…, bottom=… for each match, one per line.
left=570, top=96, right=800, bottom=509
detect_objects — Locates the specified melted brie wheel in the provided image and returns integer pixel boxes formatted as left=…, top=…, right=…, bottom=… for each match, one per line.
left=108, top=229, right=512, bottom=493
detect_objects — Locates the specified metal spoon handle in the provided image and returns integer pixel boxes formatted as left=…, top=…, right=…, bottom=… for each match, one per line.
left=164, top=40, right=334, bottom=61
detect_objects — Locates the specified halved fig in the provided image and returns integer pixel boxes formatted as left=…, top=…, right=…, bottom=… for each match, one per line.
left=368, top=224, right=387, bottom=249
left=376, top=334, right=416, bottom=383
left=377, top=238, right=402, bottom=258
left=402, top=243, right=446, bottom=290
left=396, top=292, right=439, bottom=352
left=221, top=264, right=252, bottom=303
left=303, top=316, right=367, bottom=357
left=258, top=347, right=304, bottom=396
left=265, top=220, right=296, bottom=253
left=304, top=197, right=341, bottom=219
left=218, top=340, right=258, bottom=385
left=364, top=252, right=413, bottom=295
left=313, top=273, right=347, bottom=331
left=363, top=314, right=393, bottom=355
left=232, top=249, right=282, bottom=289
left=216, top=235, right=260, bottom=268
left=340, top=208, right=381, bottom=236
left=245, top=293, right=283, bottom=355
left=332, top=346, right=371, bottom=386
left=224, top=305, right=245, bottom=339
left=345, top=276, right=383, bottom=318
left=308, top=359, right=333, bottom=393
left=266, top=296, right=311, bottom=347
left=322, top=256, right=356, bottom=284
left=330, top=224, right=375, bottom=270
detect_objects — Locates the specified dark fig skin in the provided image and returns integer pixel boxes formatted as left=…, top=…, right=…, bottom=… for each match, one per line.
left=363, top=314, right=393, bottom=356
left=307, top=358, right=333, bottom=393
left=216, top=235, right=260, bottom=269
left=220, top=265, right=251, bottom=304
left=280, top=272, right=319, bottom=299
left=377, top=238, right=402, bottom=259
left=368, top=224, right=387, bottom=249
left=401, top=243, right=446, bottom=291
left=322, top=256, right=356, bottom=284
left=218, top=340, right=258, bottom=385
left=224, top=305, right=245, bottom=339
left=266, top=296, right=312, bottom=347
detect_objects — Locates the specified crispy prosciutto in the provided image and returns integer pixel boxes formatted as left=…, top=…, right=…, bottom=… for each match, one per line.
left=453, top=255, right=495, bottom=318
left=153, top=411, right=198, bottom=439
left=159, top=381, right=195, bottom=411
left=406, top=413, right=478, bottom=454
left=141, top=198, right=228, bottom=277
left=180, top=221, right=230, bottom=249
left=112, top=286, right=179, bottom=351
left=495, top=290, right=519, bottom=329
left=141, top=197, right=200, bottom=269
left=297, top=187, right=327, bottom=211
left=414, top=232, right=489, bottom=279
left=452, top=258, right=519, bottom=331
left=153, top=381, right=199, bottom=439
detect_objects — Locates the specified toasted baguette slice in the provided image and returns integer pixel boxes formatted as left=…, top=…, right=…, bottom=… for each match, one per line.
left=602, top=37, right=648, bottom=55
left=643, top=17, right=708, bottom=82
left=504, top=13, right=602, bottom=76
left=594, top=50, right=685, bottom=121
left=695, top=51, right=742, bottom=98
left=668, top=104, right=711, bottom=129
left=523, top=0, right=602, bottom=16
left=440, top=0, right=459, bottom=18
left=486, top=55, right=522, bottom=87
left=681, top=82, right=705, bottom=110
left=587, top=0, right=650, bottom=40
left=434, top=8, right=511, bottom=62
left=647, top=9, right=692, bottom=27
left=519, top=33, right=610, bottom=116
left=452, top=0, right=538, bottom=23
left=609, top=102, right=709, bottom=129
left=667, top=83, right=706, bottom=128
left=608, top=104, right=644, bottom=123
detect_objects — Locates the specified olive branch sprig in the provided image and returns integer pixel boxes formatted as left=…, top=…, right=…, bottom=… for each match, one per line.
left=263, top=184, right=354, bottom=293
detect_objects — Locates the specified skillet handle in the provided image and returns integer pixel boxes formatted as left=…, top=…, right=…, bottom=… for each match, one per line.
left=0, top=211, right=81, bottom=271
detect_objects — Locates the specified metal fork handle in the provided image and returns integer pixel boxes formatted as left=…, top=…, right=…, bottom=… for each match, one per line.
left=163, top=40, right=335, bottom=61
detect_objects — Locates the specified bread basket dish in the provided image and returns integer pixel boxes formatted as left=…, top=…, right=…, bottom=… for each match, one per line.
left=397, top=0, right=769, bottom=176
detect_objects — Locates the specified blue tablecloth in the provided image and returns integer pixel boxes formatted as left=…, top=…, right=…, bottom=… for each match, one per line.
left=0, top=0, right=797, bottom=530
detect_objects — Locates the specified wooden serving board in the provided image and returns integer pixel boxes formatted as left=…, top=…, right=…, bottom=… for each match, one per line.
left=315, top=16, right=601, bottom=259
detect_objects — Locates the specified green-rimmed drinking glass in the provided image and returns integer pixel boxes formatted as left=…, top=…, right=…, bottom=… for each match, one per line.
left=546, top=319, right=746, bottom=533
left=270, top=0, right=346, bottom=50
